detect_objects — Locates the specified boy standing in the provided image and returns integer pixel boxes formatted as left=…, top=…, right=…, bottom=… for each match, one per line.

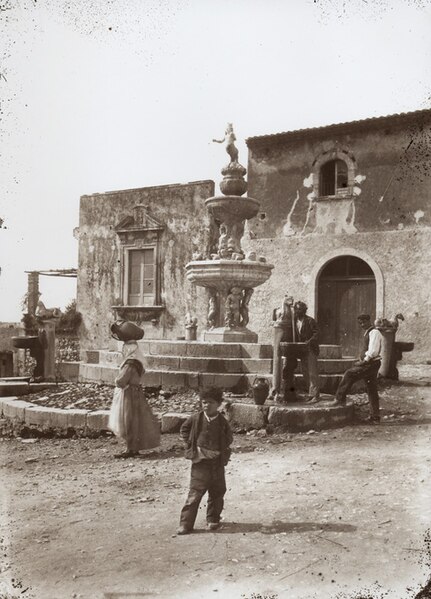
left=177, top=387, right=233, bottom=535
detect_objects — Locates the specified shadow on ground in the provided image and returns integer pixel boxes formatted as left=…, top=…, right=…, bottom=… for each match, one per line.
left=190, top=519, right=357, bottom=535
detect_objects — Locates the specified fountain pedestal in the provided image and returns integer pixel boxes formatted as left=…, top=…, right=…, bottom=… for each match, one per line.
left=185, top=128, right=273, bottom=343
left=185, top=258, right=273, bottom=343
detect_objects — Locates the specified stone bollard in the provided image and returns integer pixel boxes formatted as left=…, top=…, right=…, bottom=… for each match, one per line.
left=379, top=328, right=396, bottom=378
left=185, top=325, right=197, bottom=341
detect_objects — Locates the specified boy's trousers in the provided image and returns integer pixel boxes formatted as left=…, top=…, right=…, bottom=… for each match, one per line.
left=180, top=460, right=226, bottom=530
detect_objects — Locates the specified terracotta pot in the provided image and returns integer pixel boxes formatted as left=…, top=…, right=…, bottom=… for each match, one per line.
left=252, top=377, right=270, bottom=405
left=110, top=320, right=144, bottom=342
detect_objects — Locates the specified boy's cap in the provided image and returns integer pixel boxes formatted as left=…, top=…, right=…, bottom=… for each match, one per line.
left=200, top=386, right=224, bottom=404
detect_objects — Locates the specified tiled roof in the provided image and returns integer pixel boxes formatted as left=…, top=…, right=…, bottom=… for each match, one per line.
left=246, top=107, right=431, bottom=147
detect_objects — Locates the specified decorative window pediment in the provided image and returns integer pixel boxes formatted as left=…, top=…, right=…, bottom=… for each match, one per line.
left=115, top=205, right=164, bottom=240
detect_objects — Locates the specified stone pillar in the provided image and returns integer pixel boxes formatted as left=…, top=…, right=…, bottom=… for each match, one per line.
left=40, top=320, right=56, bottom=381
left=27, top=272, right=39, bottom=316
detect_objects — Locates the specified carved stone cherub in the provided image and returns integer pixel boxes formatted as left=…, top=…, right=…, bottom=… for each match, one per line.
left=185, top=312, right=198, bottom=328
left=225, top=287, right=243, bottom=328
left=207, top=292, right=218, bottom=329
left=273, top=294, right=294, bottom=324
left=240, top=289, right=253, bottom=327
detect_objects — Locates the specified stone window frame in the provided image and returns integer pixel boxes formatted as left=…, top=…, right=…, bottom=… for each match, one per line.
left=122, top=243, right=159, bottom=307
left=311, top=148, right=356, bottom=201
left=113, top=205, right=165, bottom=321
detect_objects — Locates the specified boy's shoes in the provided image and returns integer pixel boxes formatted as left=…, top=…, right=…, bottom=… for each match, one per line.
left=367, top=417, right=381, bottom=425
left=177, top=526, right=192, bottom=535
left=207, top=522, right=221, bottom=531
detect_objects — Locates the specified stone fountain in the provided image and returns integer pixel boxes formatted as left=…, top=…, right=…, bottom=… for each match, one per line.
left=186, top=124, right=273, bottom=343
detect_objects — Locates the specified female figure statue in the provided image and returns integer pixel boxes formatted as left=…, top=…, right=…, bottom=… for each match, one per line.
left=213, top=123, right=239, bottom=164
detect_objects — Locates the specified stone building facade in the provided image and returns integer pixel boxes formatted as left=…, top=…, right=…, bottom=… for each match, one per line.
left=243, top=109, right=431, bottom=362
left=76, top=181, right=215, bottom=352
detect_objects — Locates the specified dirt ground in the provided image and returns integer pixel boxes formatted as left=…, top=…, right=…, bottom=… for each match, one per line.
left=1, top=384, right=431, bottom=599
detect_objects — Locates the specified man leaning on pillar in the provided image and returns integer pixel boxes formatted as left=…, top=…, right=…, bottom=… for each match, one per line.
left=330, top=313, right=383, bottom=423
left=292, top=301, right=320, bottom=403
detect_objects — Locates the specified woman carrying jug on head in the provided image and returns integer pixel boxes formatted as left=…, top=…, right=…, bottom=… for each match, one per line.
left=108, top=322, right=160, bottom=458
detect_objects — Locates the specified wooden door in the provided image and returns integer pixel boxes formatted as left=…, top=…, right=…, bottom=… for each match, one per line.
left=317, top=257, right=376, bottom=357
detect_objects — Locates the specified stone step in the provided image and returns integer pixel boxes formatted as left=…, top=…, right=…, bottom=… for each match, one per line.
left=78, top=362, right=344, bottom=394
left=94, top=350, right=354, bottom=375
left=94, top=341, right=343, bottom=362
left=145, top=355, right=273, bottom=374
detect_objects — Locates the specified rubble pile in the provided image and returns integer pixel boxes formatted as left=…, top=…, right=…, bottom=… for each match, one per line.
left=22, top=383, right=202, bottom=413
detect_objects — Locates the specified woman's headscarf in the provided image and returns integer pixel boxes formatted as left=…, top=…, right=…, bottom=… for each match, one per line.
left=120, top=341, right=146, bottom=375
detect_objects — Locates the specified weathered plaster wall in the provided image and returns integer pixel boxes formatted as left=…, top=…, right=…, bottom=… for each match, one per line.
left=77, top=181, right=215, bottom=352
left=242, top=228, right=431, bottom=363
left=247, top=113, right=431, bottom=239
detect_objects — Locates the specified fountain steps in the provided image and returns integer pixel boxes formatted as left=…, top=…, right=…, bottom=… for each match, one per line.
left=78, top=342, right=353, bottom=394
left=90, top=351, right=354, bottom=375
left=79, top=363, right=346, bottom=394
left=88, top=340, right=344, bottom=361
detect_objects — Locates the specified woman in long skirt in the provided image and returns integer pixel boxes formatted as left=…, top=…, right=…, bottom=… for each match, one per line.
left=108, top=340, right=160, bottom=458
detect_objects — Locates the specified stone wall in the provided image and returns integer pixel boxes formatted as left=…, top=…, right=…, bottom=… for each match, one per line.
left=0, top=323, right=21, bottom=376
left=77, top=180, right=216, bottom=352
left=0, top=322, right=21, bottom=352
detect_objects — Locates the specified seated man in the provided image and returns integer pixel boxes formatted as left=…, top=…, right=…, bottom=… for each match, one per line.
left=330, top=314, right=383, bottom=423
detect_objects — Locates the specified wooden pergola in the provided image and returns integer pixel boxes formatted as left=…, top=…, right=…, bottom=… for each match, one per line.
left=25, top=269, right=78, bottom=315
left=25, top=269, right=77, bottom=278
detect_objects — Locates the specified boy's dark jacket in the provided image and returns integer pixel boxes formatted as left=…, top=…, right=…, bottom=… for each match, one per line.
left=180, top=411, right=233, bottom=466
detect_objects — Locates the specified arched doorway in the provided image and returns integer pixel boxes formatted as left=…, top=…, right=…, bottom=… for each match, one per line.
left=317, top=256, right=376, bottom=357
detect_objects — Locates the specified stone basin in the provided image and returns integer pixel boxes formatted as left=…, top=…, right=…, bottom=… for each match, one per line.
left=205, top=195, right=260, bottom=221
left=12, top=336, right=40, bottom=350
left=185, top=259, right=274, bottom=290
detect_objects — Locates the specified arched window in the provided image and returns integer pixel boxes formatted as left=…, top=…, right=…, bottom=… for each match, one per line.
left=319, top=159, right=349, bottom=197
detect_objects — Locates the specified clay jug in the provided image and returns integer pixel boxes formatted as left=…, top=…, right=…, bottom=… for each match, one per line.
left=110, top=320, right=144, bottom=342
left=252, top=377, right=270, bottom=405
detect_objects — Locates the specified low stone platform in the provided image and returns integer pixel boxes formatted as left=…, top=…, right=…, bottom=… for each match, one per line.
left=0, top=380, right=58, bottom=397
left=0, top=394, right=354, bottom=435
left=226, top=396, right=354, bottom=432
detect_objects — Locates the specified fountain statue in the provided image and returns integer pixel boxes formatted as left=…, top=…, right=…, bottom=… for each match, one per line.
left=186, top=124, right=274, bottom=342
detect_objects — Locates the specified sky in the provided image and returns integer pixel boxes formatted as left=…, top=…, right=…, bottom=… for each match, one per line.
left=0, top=0, right=430, bottom=322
